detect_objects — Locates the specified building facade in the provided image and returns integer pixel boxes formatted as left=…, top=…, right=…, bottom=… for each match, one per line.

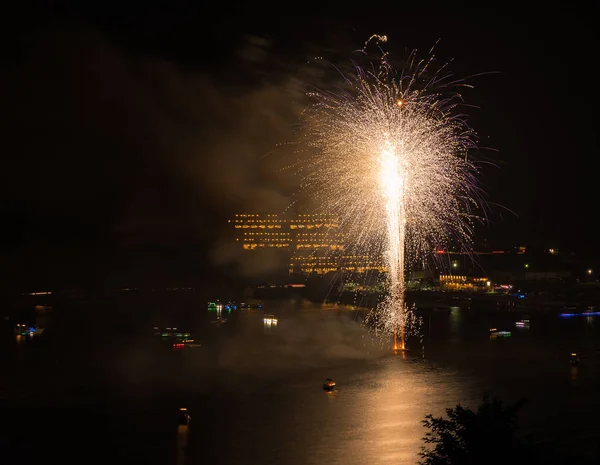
left=229, top=213, right=385, bottom=275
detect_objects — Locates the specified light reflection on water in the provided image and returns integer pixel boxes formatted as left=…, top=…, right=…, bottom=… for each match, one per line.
left=8, top=300, right=600, bottom=464
left=320, top=359, right=471, bottom=464
left=182, top=301, right=600, bottom=465
left=186, top=353, right=485, bottom=465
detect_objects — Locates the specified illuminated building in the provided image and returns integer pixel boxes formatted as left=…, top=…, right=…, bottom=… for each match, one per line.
left=229, top=213, right=385, bottom=275
left=229, top=213, right=342, bottom=251
left=439, top=275, right=489, bottom=291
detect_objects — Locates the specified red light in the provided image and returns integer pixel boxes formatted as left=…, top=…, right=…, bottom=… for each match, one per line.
left=437, top=250, right=445, bottom=254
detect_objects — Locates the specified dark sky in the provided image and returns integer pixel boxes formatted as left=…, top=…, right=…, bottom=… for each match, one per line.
left=0, top=4, right=596, bottom=288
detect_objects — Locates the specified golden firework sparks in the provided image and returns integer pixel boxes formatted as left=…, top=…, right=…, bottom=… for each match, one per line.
left=298, top=43, right=485, bottom=348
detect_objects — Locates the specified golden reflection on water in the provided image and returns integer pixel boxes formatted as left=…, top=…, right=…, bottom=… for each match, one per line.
left=361, top=359, right=436, bottom=463
left=176, top=425, right=188, bottom=465
left=570, top=365, right=579, bottom=382
left=313, top=355, right=477, bottom=465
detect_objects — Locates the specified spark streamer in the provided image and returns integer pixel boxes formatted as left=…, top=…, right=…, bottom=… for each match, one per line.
left=299, top=43, right=483, bottom=350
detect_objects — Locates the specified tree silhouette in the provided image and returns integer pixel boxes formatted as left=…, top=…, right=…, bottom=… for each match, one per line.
left=419, top=396, right=598, bottom=465
left=419, top=396, right=535, bottom=465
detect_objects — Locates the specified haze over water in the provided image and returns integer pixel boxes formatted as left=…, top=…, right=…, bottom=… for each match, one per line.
left=5, top=299, right=600, bottom=464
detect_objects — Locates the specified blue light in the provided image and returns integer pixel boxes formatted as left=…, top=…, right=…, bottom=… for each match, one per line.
left=559, top=312, right=600, bottom=318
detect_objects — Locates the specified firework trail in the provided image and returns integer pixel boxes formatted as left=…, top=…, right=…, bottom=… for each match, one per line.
left=299, top=40, right=484, bottom=349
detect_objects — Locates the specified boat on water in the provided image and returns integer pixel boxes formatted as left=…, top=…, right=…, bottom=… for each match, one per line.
left=570, top=353, right=580, bottom=366
left=560, top=305, right=600, bottom=318
left=515, top=318, right=530, bottom=328
left=177, top=407, right=191, bottom=443
left=263, top=314, right=278, bottom=325
left=155, top=326, right=191, bottom=338
left=178, top=408, right=191, bottom=426
left=183, top=338, right=202, bottom=348
left=489, top=328, right=511, bottom=338
left=172, top=338, right=202, bottom=350
left=240, top=302, right=263, bottom=309
left=14, top=323, right=42, bottom=336
left=323, top=379, right=336, bottom=392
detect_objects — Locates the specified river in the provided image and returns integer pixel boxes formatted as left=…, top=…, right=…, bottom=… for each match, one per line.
left=4, top=299, right=600, bottom=464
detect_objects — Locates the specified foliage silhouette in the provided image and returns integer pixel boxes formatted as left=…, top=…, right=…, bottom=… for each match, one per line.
left=419, top=396, right=583, bottom=465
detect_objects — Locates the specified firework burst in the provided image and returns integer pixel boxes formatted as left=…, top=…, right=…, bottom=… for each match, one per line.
left=298, top=41, right=484, bottom=348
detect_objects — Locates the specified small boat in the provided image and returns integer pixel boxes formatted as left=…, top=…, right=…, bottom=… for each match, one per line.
left=178, top=408, right=191, bottom=426
left=177, top=407, right=191, bottom=446
left=263, top=314, right=278, bottom=325
left=323, top=378, right=336, bottom=391
left=515, top=319, right=530, bottom=328
left=570, top=353, right=580, bottom=366
left=14, top=323, right=37, bottom=336
left=489, top=328, right=511, bottom=338
left=183, top=338, right=202, bottom=348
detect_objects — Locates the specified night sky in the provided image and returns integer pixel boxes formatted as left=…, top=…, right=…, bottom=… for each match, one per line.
left=1, top=5, right=596, bottom=288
